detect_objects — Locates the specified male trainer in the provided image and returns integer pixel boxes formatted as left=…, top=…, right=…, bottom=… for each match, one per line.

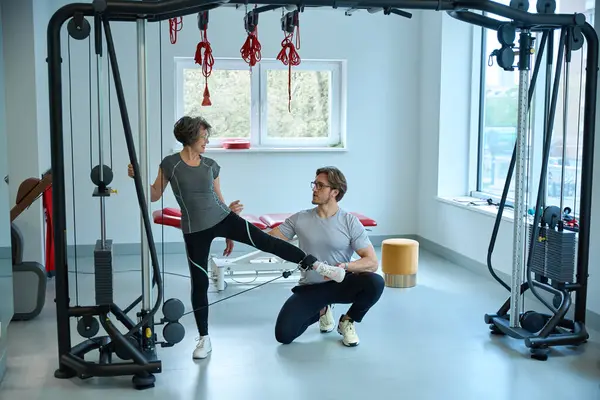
left=269, top=166, right=385, bottom=346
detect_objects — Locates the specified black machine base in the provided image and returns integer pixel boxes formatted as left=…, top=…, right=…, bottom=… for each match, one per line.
left=54, top=366, right=78, bottom=379
left=53, top=335, right=162, bottom=386
left=132, top=372, right=156, bottom=390
left=485, top=313, right=588, bottom=361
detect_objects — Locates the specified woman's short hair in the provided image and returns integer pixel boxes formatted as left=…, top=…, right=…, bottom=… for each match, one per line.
left=173, top=116, right=212, bottom=146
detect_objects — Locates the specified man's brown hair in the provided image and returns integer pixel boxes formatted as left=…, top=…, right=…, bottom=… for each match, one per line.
left=316, top=166, right=347, bottom=202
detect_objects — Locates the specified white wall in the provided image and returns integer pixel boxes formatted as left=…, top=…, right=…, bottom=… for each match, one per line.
left=1, top=0, right=46, bottom=264
left=54, top=5, right=420, bottom=248
left=0, top=2, right=9, bottom=249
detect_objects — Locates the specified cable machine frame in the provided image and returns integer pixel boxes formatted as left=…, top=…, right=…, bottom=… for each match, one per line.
left=46, top=0, right=598, bottom=389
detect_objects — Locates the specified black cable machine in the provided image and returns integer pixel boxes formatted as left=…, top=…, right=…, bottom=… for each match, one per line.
left=479, top=1, right=596, bottom=361
left=46, top=0, right=597, bottom=390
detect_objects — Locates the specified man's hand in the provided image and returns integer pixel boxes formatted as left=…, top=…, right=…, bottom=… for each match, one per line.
left=336, top=247, right=379, bottom=273
left=229, top=200, right=244, bottom=214
left=224, top=239, right=234, bottom=256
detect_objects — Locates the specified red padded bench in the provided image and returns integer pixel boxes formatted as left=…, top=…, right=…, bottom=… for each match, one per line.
left=153, top=208, right=377, bottom=230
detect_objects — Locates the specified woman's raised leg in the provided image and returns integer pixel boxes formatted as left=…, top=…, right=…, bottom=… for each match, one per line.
left=215, top=212, right=345, bottom=281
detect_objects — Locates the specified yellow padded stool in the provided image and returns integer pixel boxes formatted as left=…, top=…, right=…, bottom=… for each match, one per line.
left=381, top=238, right=419, bottom=288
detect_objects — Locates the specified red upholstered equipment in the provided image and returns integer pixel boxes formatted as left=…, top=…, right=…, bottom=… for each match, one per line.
left=258, top=213, right=293, bottom=229
left=152, top=208, right=268, bottom=230
left=349, top=212, right=378, bottom=227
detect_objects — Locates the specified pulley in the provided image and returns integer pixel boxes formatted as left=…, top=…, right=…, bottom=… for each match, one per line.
left=536, top=0, right=556, bottom=14
left=67, top=13, right=91, bottom=40
left=162, top=298, right=185, bottom=323
left=244, top=10, right=259, bottom=33
left=281, top=10, right=299, bottom=34
left=510, top=0, right=529, bottom=11
left=77, top=315, right=100, bottom=338
left=497, top=24, right=516, bottom=47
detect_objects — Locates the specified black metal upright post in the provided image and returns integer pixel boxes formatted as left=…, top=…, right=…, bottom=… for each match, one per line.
left=574, top=22, right=598, bottom=323
left=47, top=8, right=76, bottom=380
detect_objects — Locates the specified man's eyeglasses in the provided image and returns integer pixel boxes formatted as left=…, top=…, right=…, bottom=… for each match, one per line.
left=311, top=181, right=331, bottom=190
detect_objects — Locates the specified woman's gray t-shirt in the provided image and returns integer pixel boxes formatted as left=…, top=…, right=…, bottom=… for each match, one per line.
left=160, top=153, right=231, bottom=234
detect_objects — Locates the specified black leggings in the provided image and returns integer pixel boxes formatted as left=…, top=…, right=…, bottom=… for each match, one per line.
left=183, top=211, right=310, bottom=336
left=274, top=272, right=385, bottom=344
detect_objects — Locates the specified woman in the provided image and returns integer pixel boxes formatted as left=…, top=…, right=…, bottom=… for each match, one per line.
left=128, top=116, right=345, bottom=359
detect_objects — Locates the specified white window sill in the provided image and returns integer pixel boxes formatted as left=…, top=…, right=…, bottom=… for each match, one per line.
left=171, top=147, right=348, bottom=154
left=436, top=196, right=516, bottom=223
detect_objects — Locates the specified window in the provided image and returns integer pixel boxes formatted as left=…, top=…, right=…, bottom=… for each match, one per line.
left=175, top=57, right=345, bottom=149
left=474, top=0, right=594, bottom=217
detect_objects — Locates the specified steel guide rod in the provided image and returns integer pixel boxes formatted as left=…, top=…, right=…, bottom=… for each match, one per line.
left=137, top=15, right=154, bottom=352
left=511, top=30, right=532, bottom=328
left=46, top=0, right=598, bottom=377
left=94, top=14, right=108, bottom=248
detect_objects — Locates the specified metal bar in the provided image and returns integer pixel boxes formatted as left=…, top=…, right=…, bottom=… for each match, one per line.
left=97, top=70, right=108, bottom=248
left=47, top=7, right=73, bottom=379
left=560, top=59, right=570, bottom=214
left=51, top=1, right=586, bottom=28
left=574, top=23, right=598, bottom=324
left=101, top=16, right=164, bottom=338
left=542, top=32, right=553, bottom=206
left=525, top=29, right=567, bottom=314
left=137, top=18, right=152, bottom=315
left=510, top=30, right=532, bottom=328
left=447, top=10, right=503, bottom=31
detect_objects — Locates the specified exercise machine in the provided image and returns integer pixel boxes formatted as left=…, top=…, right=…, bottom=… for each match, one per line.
left=46, top=0, right=597, bottom=389
left=153, top=207, right=377, bottom=291
left=482, top=1, right=595, bottom=360
left=10, top=172, right=52, bottom=321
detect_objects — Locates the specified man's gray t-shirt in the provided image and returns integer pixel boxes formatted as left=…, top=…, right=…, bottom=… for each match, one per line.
left=160, top=153, right=231, bottom=234
left=278, top=207, right=372, bottom=285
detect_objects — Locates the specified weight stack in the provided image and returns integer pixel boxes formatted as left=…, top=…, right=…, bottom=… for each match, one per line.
left=94, top=239, right=113, bottom=305
left=528, top=225, right=576, bottom=284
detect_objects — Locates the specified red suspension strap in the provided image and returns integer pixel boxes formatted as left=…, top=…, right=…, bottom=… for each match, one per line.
left=194, top=11, right=214, bottom=106
left=240, top=8, right=262, bottom=69
left=276, top=10, right=301, bottom=112
left=169, top=17, right=183, bottom=44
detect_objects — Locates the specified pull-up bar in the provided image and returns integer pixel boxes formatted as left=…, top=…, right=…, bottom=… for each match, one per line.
left=49, top=0, right=586, bottom=27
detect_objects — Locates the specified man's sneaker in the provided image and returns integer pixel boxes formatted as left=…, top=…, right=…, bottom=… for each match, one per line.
left=319, top=305, right=335, bottom=333
left=337, top=319, right=359, bottom=347
left=193, top=335, right=212, bottom=359
left=313, top=262, right=346, bottom=283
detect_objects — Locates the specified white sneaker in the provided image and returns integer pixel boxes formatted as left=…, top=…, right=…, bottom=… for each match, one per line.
left=337, top=319, right=359, bottom=347
left=193, top=335, right=212, bottom=359
left=319, top=305, right=335, bottom=333
left=313, top=262, right=346, bottom=283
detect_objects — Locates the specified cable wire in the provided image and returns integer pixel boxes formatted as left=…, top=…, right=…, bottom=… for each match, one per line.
left=181, top=267, right=298, bottom=317
left=67, top=35, right=79, bottom=306
left=159, top=19, right=166, bottom=306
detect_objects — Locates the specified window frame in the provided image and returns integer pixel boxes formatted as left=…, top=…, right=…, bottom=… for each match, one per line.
left=174, top=56, right=346, bottom=150
left=472, top=2, right=594, bottom=218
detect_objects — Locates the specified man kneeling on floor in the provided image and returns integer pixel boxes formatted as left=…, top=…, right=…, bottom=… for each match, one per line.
left=269, top=166, right=385, bottom=346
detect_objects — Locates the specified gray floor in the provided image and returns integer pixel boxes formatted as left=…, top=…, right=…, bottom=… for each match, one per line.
left=1, top=248, right=600, bottom=400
